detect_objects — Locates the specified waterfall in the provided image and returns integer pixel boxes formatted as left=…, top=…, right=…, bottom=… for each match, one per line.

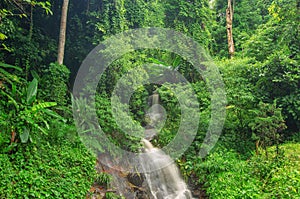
left=146, top=93, right=166, bottom=133
left=140, top=139, right=194, bottom=199
left=151, top=93, right=159, bottom=114
left=148, top=93, right=162, bottom=125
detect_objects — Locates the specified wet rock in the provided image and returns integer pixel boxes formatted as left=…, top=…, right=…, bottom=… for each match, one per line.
left=144, top=128, right=158, bottom=141
left=127, top=173, right=145, bottom=187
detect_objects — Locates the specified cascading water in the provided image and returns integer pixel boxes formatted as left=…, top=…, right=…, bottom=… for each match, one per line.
left=151, top=93, right=159, bottom=113
left=139, top=92, right=193, bottom=198
left=140, top=139, right=194, bottom=199
left=145, top=92, right=166, bottom=140
left=92, top=93, right=195, bottom=198
left=147, top=93, right=165, bottom=125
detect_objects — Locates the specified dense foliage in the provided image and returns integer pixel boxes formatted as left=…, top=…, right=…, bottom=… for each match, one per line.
left=0, top=139, right=95, bottom=198
left=0, top=0, right=299, bottom=198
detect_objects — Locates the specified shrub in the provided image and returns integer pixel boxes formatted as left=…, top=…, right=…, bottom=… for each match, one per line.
left=193, top=143, right=300, bottom=199
left=249, top=101, right=287, bottom=157
left=0, top=139, right=96, bottom=198
left=40, top=62, right=70, bottom=107
left=194, top=149, right=262, bottom=198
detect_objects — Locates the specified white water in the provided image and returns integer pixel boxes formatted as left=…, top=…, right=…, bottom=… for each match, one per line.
left=151, top=93, right=159, bottom=113
left=141, top=139, right=194, bottom=199
left=147, top=93, right=163, bottom=126
left=146, top=93, right=166, bottom=133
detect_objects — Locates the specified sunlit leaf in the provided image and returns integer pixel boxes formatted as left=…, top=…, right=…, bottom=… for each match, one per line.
left=27, top=78, right=38, bottom=105
left=32, top=102, right=57, bottom=112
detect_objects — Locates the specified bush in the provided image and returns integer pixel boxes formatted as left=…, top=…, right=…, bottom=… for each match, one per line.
left=194, top=149, right=262, bottom=198
left=192, top=143, right=300, bottom=199
left=40, top=62, right=70, bottom=107
left=0, top=139, right=96, bottom=198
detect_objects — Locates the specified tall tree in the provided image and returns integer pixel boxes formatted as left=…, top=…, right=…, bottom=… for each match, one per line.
left=57, top=0, right=69, bottom=65
left=226, top=0, right=234, bottom=58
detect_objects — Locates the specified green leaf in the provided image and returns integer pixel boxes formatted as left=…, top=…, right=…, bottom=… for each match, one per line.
left=43, top=120, right=50, bottom=129
left=36, top=125, right=48, bottom=135
left=0, top=89, right=19, bottom=109
left=30, top=70, right=40, bottom=81
left=32, top=102, right=57, bottom=112
left=20, top=127, right=30, bottom=143
left=23, top=115, right=48, bottom=135
left=1, top=43, right=12, bottom=52
left=42, top=109, right=66, bottom=122
left=0, top=62, right=22, bottom=71
left=0, top=33, right=7, bottom=40
left=27, top=78, right=38, bottom=105
left=0, top=68, right=21, bottom=84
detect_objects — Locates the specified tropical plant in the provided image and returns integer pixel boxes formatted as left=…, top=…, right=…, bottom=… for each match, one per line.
left=249, top=101, right=287, bottom=157
left=0, top=62, right=64, bottom=153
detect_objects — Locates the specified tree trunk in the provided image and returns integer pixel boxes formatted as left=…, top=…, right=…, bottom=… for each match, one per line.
left=226, top=0, right=234, bottom=58
left=86, top=0, right=90, bottom=13
left=57, top=0, right=69, bottom=65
